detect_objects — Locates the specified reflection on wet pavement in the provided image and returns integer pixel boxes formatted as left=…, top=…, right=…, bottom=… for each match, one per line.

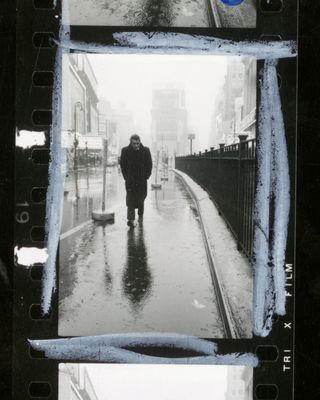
left=133, top=0, right=173, bottom=26
left=59, top=170, right=225, bottom=337
left=102, top=226, right=113, bottom=295
left=61, top=167, right=124, bottom=234
left=123, top=227, right=152, bottom=313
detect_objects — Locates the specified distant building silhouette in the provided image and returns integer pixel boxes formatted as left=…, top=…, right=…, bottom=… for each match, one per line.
left=151, top=87, right=189, bottom=161
left=210, top=57, right=256, bottom=147
left=113, top=104, right=135, bottom=152
left=238, top=57, right=256, bottom=139
left=59, top=364, right=101, bottom=400
left=241, top=366, right=253, bottom=400
left=225, top=366, right=252, bottom=400
left=98, top=99, right=118, bottom=156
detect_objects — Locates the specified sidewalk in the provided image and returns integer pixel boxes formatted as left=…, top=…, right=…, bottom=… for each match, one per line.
left=173, top=169, right=253, bottom=338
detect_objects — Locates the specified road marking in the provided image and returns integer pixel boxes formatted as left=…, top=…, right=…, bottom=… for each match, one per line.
left=60, top=201, right=126, bottom=240
left=60, top=220, right=92, bottom=240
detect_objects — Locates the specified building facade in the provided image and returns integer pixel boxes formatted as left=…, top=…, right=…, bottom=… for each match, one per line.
left=210, top=57, right=256, bottom=147
left=241, top=366, right=253, bottom=400
left=210, top=86, right=225, bottom=148
left=225, top=366, right=245, bottom=400
left=239, top=57, right=256, bottom=139
left=98, top=99, right=118, bottom=157
left=59, top=364, right=100, bottom=400
left=62, top=54, right=102, bottom=167
left=113, top=104, right=135, bottom=152
left=151, top=87, right=188, bottom=162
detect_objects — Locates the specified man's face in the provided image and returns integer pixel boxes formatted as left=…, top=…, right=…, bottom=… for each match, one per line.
left=131, top=139, right=141, bottom=151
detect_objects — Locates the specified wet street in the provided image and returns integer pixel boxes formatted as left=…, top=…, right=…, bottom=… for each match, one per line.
left=67, top=0, right=212, bottom=27
left=59, top=166, right=225, bottom=337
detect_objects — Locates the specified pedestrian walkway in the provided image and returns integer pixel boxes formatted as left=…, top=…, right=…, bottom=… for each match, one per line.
left=173, top=169, right=253, bottom=338
left=59, top=171, right=226, bottom=338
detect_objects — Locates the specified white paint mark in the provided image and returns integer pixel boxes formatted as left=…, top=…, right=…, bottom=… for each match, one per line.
left=192, top=299, right=206, bottom=309
left=269, top=60, right=290, bottom=316
left=14, top=246, right=48, bottom=267
left=29, top=333, right=258, bottom=366
left=42, top=12, right=296, bottom=331
left=253, top=59, right=291, bottom=336
left=16, top=130, right=46, bottom=149
left=41, top=18, right=71, bottom=314
left=253, top=63, right=273, bottom=336
left=57, top=32, right=296, bottom=60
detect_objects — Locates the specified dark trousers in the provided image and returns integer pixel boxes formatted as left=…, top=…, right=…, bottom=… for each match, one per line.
left=127, top=203, right=144, bottom=221
left=126, top=180, right=147, bottom=221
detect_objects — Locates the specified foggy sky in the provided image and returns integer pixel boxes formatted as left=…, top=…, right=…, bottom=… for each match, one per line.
left=83, top=364, right=229, bottom=400
left=88, top=54, right=228, bottom=150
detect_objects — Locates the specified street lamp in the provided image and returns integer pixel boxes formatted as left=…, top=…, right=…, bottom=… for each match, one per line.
left=73, top=101, right=83, bottom=171
left=232, top=110, right=238, bottom=144
left=188, top=133, right=195, bottom=155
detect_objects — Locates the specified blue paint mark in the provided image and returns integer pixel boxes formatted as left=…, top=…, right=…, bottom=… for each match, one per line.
left=220, top=0, right=244, bottom=5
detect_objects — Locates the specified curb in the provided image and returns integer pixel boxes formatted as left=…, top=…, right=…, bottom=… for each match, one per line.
left=173, top=169, right=239, bottom=339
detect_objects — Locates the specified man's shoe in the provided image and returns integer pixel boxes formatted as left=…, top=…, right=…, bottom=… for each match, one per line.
left=127, top=220, right=135, bottom=228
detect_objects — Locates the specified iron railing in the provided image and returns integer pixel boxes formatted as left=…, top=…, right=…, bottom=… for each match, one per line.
left=175, top=138, right=256, bottom=260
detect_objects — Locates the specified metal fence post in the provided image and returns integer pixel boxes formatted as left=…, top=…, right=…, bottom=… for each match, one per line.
left=217, top=144, right=225, bottom=215
left=92, top=138, right=115, bottom=222
left=237, top=134, right=248, bottom=251
left=175, top=138, right=255, bottom=260
left=209, top=147, right=215, bottom=194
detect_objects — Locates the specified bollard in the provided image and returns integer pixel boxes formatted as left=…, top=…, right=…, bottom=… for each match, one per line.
left=160, top=162, right=169, bottom=181
left=236, top=134, right=248, bottom=250
left=92, top=138, right=115, bottom=222
left=217, top=143, right=225, bottom=216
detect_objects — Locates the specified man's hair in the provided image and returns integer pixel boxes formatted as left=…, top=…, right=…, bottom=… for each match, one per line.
left=130, top=134, right=140, bottom=142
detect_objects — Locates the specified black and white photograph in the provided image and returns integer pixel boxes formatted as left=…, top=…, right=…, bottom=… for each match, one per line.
left=59, top=364, right=253, bottom=400
left=62, top=0, right=256, bottom=28
left=59, top=53, right=256, bottom=338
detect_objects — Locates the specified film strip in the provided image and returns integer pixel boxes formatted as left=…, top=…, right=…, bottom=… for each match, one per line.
left=14, top=0, right=297, bottom=399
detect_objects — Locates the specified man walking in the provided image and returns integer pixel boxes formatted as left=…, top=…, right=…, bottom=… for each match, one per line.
left=120, top=134, right=152, bottom=227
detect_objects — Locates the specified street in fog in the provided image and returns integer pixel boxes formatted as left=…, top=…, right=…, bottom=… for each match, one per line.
left=59, top=53, right=256, bottom=339
left=59, top=364, right=253, bottom=400
left=59, top=168, right=224, bottom=337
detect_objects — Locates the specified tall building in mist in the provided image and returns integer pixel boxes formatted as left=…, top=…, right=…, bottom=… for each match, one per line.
left=59, top=364, right=101, bottom=400
left=210, top=86, right=224, bottom=149
left=241, top=366, right=253, bottom=400
left=98, top=99, right=118, bottom=155
left=151, top=87, right=188, bottom=160
left=113, top=103, right=135, bottom=153
left=238, top=57, right=256, bottom=139
left=210, top=57, right=256, bottom=147
left=225, top=366, right=252, bottom=400
left=222, top=58, right=245, bottom=145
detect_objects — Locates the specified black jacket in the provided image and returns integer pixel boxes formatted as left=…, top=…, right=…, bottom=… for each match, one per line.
left=120, top=144, right=152, bottom=184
